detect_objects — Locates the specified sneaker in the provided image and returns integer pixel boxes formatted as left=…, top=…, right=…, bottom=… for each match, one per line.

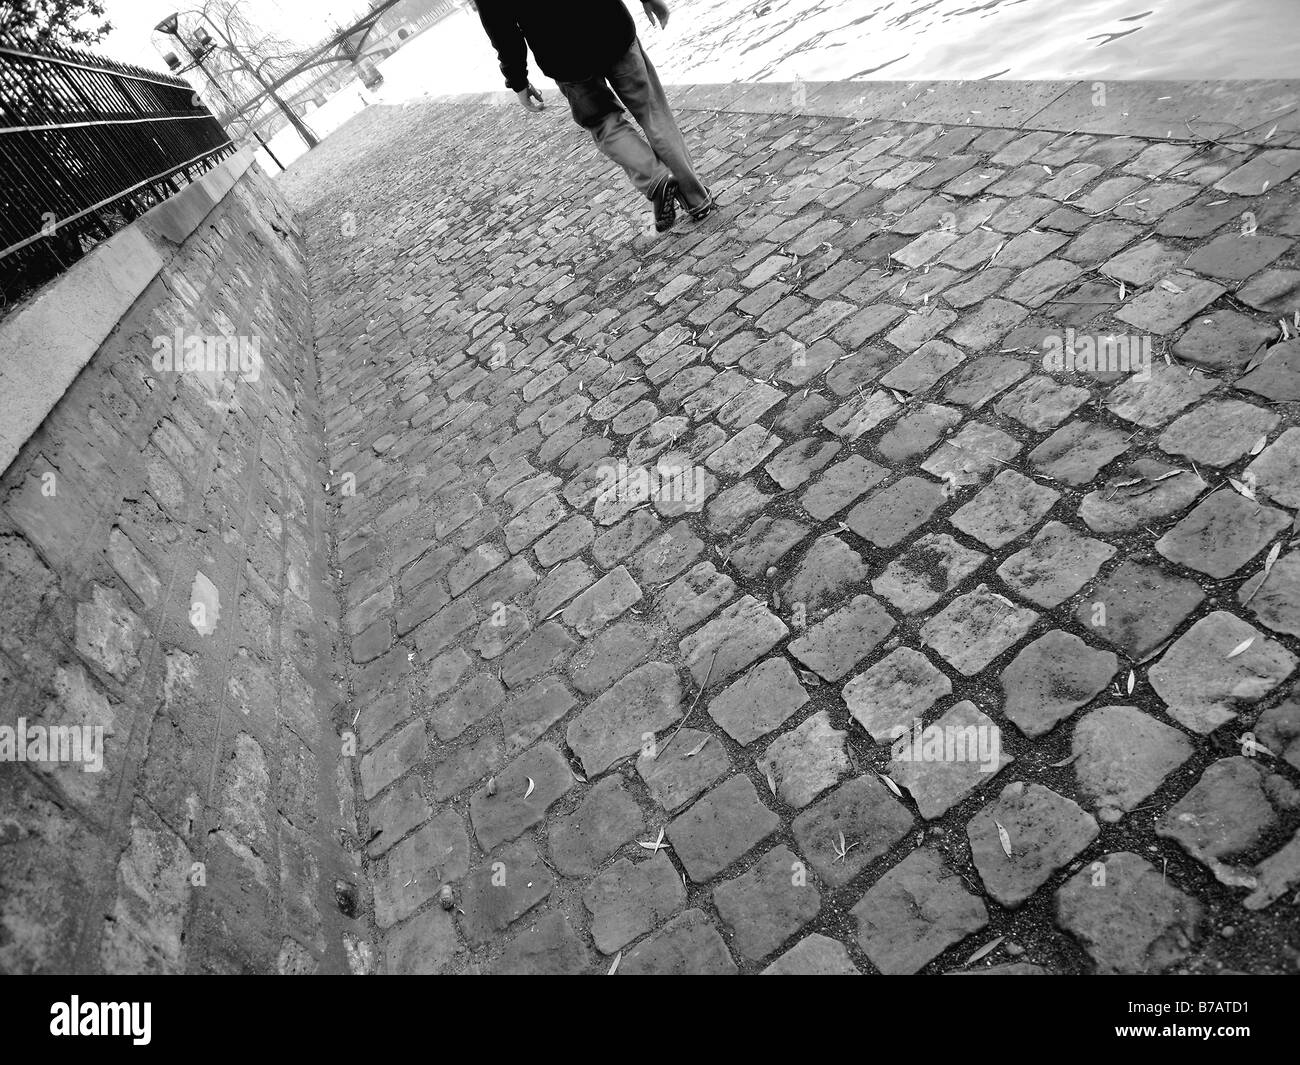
left=652, top=177, right=679, bottom=232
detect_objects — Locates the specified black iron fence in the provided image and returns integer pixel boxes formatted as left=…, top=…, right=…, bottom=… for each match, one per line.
left=0, top=32, right=236, bottom=310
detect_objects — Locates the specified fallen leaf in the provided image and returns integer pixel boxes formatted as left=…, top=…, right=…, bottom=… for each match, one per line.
left=607, top=951, right=621, bottom=975
left=684, top=736, right=710, bottom=758
left=995, top=820, right=1012, bottom=858
left=1049, top=752, right=1082, bottom=768
left=524, top=776, right=536, bottom=799
left=1226, top=637, right=1255, bottom=659
left=1250, top=436, right=1268, bottom=456
left=637, top=828, right=668, bottom=853
left=880, top=774, right=903, bottom=798
left=1264, top=541, right=1282, bottom=578
left=1127, top=669, right=1136, bottom=695
left=964, top=935, right=1006, bottom=965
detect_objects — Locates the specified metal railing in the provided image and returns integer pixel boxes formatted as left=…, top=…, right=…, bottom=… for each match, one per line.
left=0, top=32, right=236, bottom=309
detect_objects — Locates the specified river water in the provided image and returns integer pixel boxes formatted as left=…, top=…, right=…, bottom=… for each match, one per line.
left=267, top=0, right=1297, bottom=166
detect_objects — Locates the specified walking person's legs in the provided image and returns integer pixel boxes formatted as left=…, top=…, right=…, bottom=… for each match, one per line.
left=604, top=39, right=710, bottom=213
left=556, top=74, right=681, bottom=229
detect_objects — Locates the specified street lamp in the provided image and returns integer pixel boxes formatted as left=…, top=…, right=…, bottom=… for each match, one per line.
left=153, top=14, right=287, bottom=171
left=155, top=9, right=319, bottom=152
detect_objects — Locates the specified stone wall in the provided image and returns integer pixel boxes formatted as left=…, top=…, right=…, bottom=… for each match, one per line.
left=0, top=164, right=367, bottom=974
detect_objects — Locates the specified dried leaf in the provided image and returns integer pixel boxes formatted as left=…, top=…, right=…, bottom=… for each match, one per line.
left=1126, top=669, right=1136, bottom=695
left=1250, top=436, right=1268, bottom=456
left=1264, top=541, right=1283, bottom=578
left=1226, top=637, right=1255, bottom=659
left=524, top=776, right=536, bottom=799
left=637, top=827, right=667, bottom=853
left=880, top=774, right=902, bottom=798
left=607, top=951, right=621, bottom=975
left=1158, top=279, right=1184, bottom=294
left=1049, top=752, right=1082, bottom=768
left=1229, top=477, right=1257, bottom=501
left=964, top=935, right=1006, bottom=966
left=764, top=764, right=778, bottom=796
left=797, top=669, right=822, bottom=688
left=995, top=820, right=1012, bottom=858
left=684, top=736, right=710, bottom=758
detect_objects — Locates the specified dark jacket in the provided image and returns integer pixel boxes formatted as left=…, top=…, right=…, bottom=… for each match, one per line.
left=475, top=0, right=637, bottom=91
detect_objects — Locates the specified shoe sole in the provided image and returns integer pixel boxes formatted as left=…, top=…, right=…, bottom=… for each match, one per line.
left=653, top=179, right=679, bottom=232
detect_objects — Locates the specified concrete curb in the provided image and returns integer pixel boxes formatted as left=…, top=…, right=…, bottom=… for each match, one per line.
left=431, top=78, right=1300, bottom=146
left=0, top=147, right=258, bottom=477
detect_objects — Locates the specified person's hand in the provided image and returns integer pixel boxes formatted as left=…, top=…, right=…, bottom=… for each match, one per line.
left=516, top=83, right=544, bottom=111
left=642, top=0, right=670, bottom=29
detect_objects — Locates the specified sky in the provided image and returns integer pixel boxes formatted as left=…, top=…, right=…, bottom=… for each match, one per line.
left=99, top=0, right=369, bottom=70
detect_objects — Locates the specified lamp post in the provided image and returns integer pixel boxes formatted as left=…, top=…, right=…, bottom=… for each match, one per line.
left=156, top=9, right=319, bottom=152
left=154, top=15, right=287, bottom=171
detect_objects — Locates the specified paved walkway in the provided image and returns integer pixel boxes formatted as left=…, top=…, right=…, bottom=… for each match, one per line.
left=281, top=92, right=1300, bottom=974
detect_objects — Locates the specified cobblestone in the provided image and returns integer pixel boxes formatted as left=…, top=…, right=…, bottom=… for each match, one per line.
left=279, top=93, right=1300, bottom=975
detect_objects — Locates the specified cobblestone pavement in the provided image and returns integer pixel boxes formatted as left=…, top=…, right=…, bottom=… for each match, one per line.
left=281, top=95, right=1300, bottom=974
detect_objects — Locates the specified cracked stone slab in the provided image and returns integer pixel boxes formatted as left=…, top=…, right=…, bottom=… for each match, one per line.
left=1073, top=560, right=1204, bottom=660
left=999, top=630, right=1118, bottom=738
left=950, top=469, right=1059, bottom=549
left=548, top=775, right=645, bottom=876
left=713, top=844, right=822, bottom=962
left=843, top=647, right=953, bottom=743
left=666, top=774, right=779, bottom=883
left=1246, top=427, right=1300, bottom=507
left=890, top=700, right=1012, bottom=819
left=758, top=711, right=849, bottom=809
left=468, top=743, right=574, bottom=851
left=618, top=909, right=737, bottom=975
left=968, top=782, right=1099, bottom=908
left=761, top=933, right=861, bottom=975
left=582, top=854, right=686, bottom=954
left=921, top=584, right=1038, bottom=676
left=872, top=533, right=986, bottom=614
left=457, top=839, right=555, bottom=946
left=788, top=593, right=896, bottom=681
left=851, top=847, right=988, bottom=975
left=1159, top=399, right=1279, bottom=467
left=1156, top=756, right=1282, bottom=883
left=1055, top=852, right=1202, bottom=974
left=707, top=656, right=809, bottom=746
left=1078, top=460, right=1207, bottom=534
left=679, top=595, right=790, bottom=686
left=566, top=661, right=683, bottom=777
left=1156, top=489, right=1290, bottom=579
left=1071, top=705, right=1195, bottom=823
left=637, top=727, right=731, bottom=812
left=1148, top=611, right=1297, bottom=734
left=921, top=421, right=1021, bottom=487
left=996, top=520, right=1116, bottom=609
left=1240, top=550, right=1300, bottom=638
left=791, top=775, right=914, bottom=888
